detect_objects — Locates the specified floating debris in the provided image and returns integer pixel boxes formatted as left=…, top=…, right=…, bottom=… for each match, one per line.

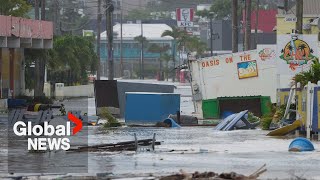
left=160, top=164, right=267, bottom=180
left=68, top=138, right=161, bottom=152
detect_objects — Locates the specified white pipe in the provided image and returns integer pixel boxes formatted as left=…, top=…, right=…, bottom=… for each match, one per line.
left=306, top=81, right=312, bottom=139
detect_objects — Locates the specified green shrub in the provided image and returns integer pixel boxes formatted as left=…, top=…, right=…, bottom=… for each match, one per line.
left=247, top=112, right=260, bottom=123
left=261, top=115, right=273, bottom=130
left=98, top=107, right=121, bottom=128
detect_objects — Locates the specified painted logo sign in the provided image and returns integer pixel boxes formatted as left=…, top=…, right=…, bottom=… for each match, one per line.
left=237, top=60, right=258, bottom=79
left=176, top=8, right=194, bottom=27
left=259, top=48, right=276, bottom=61
left=280, top=38, right=316, bottom=71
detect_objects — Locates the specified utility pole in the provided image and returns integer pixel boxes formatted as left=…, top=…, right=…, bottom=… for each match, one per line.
left=232, top=0, right=238, bottom=53
left=40, top=0, right=46, bottom=94
left=96, top=0, right=102, bottom=80
left=140, top=22, right=144, bottom=80
left=41, top=0, right=45, bottom=20
left=172, top=39, right=176, bottom=82
left=120, top=7, right=123, bottom=78
left=254, top=0, right=259, bottom=48
left=296, top=0, right=303, bottom=34
left=284, top=0, right=289, bottom=13
left=106, top=0, right=114, bottom=80
left=53, top=0, right=58, bottom=35
left=34, top=0, right=40, bottom=97
left=35, top=0, right=39, bottom=20
left=241, top=0, right=245, bottom=51
left=244, top=0, right=251, bottom=51
left=209, top=12, right=214, bottom=56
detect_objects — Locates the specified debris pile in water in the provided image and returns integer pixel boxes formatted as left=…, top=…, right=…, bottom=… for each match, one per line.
left=160, top=164, right=267, bottom=180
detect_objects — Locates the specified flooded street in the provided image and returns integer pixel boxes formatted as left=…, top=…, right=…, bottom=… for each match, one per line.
left=1, top=125, right=320, bottom=179
left=1, top=85, right=320, bottom=179
left=86, top=127, right=320, bottom=179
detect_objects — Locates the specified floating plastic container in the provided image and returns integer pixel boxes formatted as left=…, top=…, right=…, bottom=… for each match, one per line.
left=125, top=92, right=180, bottom=125
left=289, top=137, right=315, bottom=152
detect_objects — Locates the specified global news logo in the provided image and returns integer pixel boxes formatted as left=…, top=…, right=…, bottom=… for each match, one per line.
left=12, top=112, right=83, bottom=151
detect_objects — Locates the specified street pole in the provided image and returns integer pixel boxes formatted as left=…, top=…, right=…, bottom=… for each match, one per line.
left=210, top=16, right=213, bottom=56
left=34, top=0, right=40, bottom=97
left=41, top=0, right=45, bottom=20
left=96, top=0, right=102, bottom=80
left=140, top=21, right=144, bottom=80
left=254, top=0, right=259, bottom=48
left=245, top=0, right=252, bottom=51
left=40, top=0, right=46, bottom=91
left=172, top=39, right=176, bottom=82
left=120, top=7, right=123, bottom=77
left=106, top=0, right=114, bottom=80
left=209, top=12, right=213, bottom=56
left=232, top=0, right=238, bottom=53
left=296, top=0, right=303, bottom=34
left=35, top=0, right=39, bottom=20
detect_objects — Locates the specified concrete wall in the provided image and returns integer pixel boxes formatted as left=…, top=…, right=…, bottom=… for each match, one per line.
left=61, top=84, right=94, bottom=98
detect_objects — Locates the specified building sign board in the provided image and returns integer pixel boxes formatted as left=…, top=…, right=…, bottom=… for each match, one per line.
left=176, top=8, right=194, bottom=27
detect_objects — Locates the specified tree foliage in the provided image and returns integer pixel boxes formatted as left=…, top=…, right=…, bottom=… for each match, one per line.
left=161, top=53, right=171, bottom=81
left=25, top=35, right=98, bottom=89
left=134, top=35, right=148, bottom=44
left=161, top=26, right=183, bottom=40
left=185, top=36, right=207, bottom=58
left=0, top=0, right=31, bottom=17
left=196, top=0, right=232, bottom=20
left=294, top=59, right=320, bottom=87
left=125, top=9, right=152, bottom=20
left=148, top=43, right=170, bottom=54
left=48, top=35, right=98, bottom=85
left=162, top=26, right=207, bottom=58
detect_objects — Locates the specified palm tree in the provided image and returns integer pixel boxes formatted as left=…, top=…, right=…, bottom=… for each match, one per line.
left=187, top=36, right=207, bottom=58
left=294, top=59, right=320, bottom=87
left=148, top=43, right=170, bottom=81
left=134, top=35, right=148, bottom=79
left=161, top=53, right=171, bottom=81
left=161, top=26, right=184, bottom=82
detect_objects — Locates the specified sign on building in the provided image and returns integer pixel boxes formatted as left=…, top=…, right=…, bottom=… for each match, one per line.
left=176, top=8, right=194, bottom=27
left=277, top=34, right=318, bottom=75
left=284, top=16, right=297, bottom=22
